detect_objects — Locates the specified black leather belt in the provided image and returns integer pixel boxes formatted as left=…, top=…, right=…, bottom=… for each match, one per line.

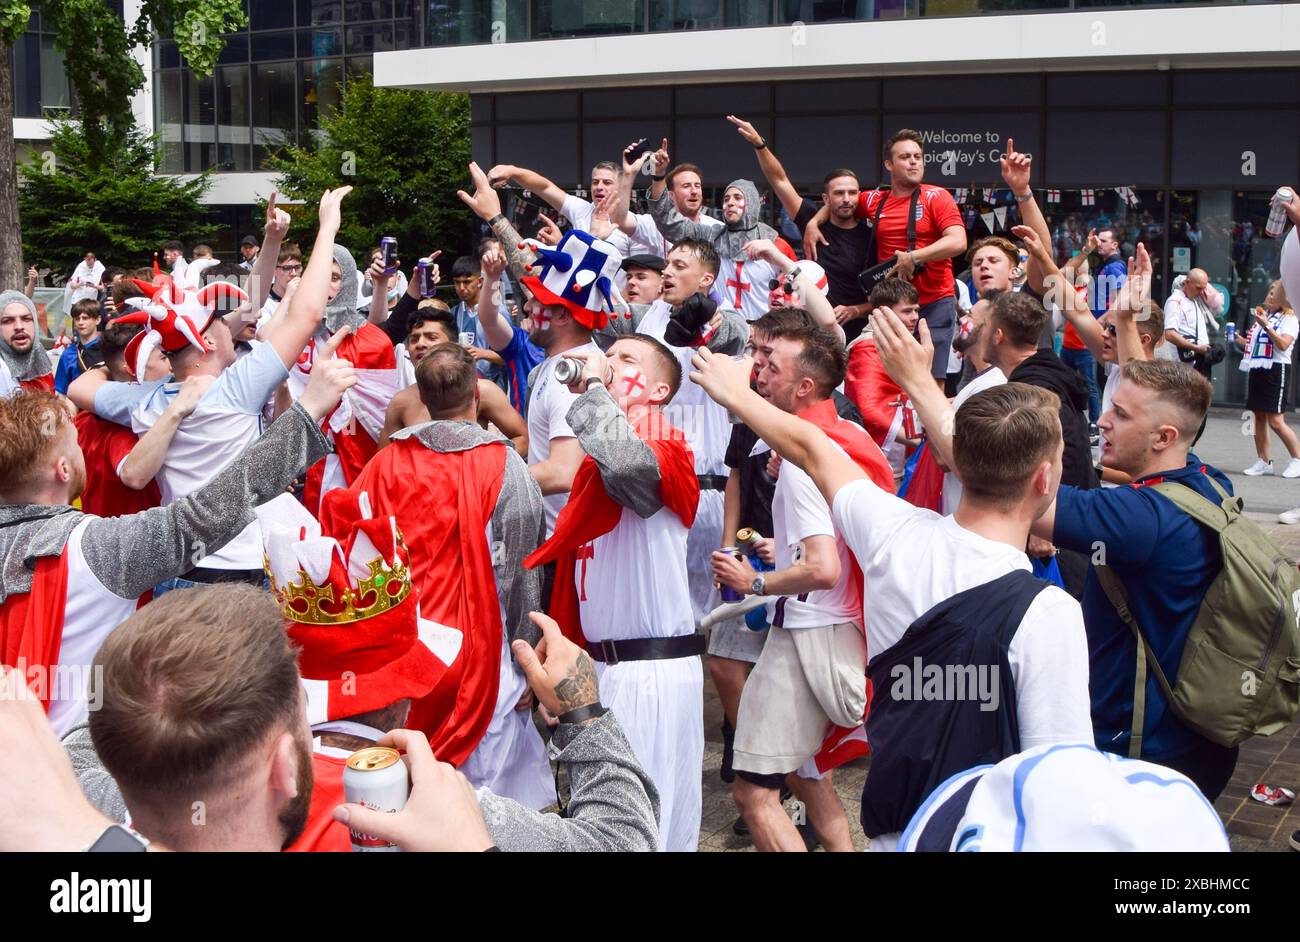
left=586, top=632, right=707, bottom=665
left=697, top=474, right=728, bottom=492
left=177, top=567, right=266, bottom=586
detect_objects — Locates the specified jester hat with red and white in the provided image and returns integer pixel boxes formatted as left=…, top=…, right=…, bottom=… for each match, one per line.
left=110, top=260, right=248, bottom=381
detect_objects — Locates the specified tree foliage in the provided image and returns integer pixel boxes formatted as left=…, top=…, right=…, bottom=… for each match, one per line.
left=1, top=0, right=245, bottom=156
left=18, top=118, right=214, bottom=272
left=269, top=75, right=472, bottom=260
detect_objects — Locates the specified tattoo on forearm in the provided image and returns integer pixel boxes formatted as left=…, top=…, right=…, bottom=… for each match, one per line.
left=554, top=652, right=599, bottom=713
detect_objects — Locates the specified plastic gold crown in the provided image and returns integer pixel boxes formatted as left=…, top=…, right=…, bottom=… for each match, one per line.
left=267, top=553, right=411, bottom=626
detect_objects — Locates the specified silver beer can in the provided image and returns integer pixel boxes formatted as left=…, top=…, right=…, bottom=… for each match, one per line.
left=343, top=746, right=410, bottom=852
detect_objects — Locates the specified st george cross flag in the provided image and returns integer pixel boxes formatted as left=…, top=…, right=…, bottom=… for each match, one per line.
left=1081, top=189, right=1096, bottom=206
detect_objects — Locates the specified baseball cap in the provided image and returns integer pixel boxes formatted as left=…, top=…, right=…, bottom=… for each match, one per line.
left=621, top=254, right=666, bottom=273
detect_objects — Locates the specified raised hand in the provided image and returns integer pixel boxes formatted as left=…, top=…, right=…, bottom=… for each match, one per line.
left=535, top=212, right=562, bottom=246
left=264, top=190, right=291, bottom=239
left=726, top=114, right=763, bottom=147
left=317, top=186, right=353, bottom=235
left=1085, top=228, right=1099, bottom=254
left=1011, top=224, right=1051, bottom=266
left=480, top=246, right=507, bottom=280
left=622, top=138, right=649, bottom=175
left=652, top=138, right=670, bottom=177
left=486, top=164, right=515, bottom=189
left=456, top=162, right=503, bottom=221
left=1000, top=137, right=1032, bottom=194
left=589, top=189, right=617, bottom=240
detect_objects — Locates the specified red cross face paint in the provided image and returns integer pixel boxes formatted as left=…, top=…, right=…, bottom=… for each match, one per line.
left=619, top=366, right=648, bottom=402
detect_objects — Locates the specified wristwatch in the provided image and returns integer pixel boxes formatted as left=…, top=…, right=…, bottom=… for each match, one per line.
left=584, top=376, right=606, bottom=392
left=1014, top=192, right=1033, bottom=204
left=651, top=173, right=666, bottom=181
left=750, top=574, right=766, bottom=596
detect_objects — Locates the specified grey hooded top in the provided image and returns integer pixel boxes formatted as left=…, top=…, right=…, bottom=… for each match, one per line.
left=323, top=245, right=364, bottom=335
left=0, top=289, right=52, bottom=381
left=650, top=177, right=781, bottom=261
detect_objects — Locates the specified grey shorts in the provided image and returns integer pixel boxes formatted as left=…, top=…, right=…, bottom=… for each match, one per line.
left=707, top=613, right=767, bottom=663
left=921, top=295, right=956, bottom=378
left=733, top=621, right=867, bottom=777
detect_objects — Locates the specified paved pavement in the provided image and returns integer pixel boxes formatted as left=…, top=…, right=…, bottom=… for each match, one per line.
left=697, top=407, right=1300, bottom=851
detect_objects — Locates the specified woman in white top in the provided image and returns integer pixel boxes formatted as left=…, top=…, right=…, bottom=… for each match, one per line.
left=1238, top=279, right=1300, bottom=477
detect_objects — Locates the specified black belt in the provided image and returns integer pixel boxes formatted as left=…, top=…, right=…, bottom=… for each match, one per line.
left=586, top=632, right=707, bottom=665
left=176, top=566, right=266, bottom=586
left=697, top=474, right=728, bottom=492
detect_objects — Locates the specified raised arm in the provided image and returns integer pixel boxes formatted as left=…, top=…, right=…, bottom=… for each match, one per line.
left=1000, top=139, right=1053, bottom=295
left=689, top=347, right=866, bottom=507
left=459, top=161, right=534, bottom=311
left=1113, top=244, right=1155, bottom=365
left=1013, top=224, right=1103, bottom=361
left=265, top=187, right=352, bottom=369
left=743, top=238, right=843, bottom=342
left=486, top=163, right=569, bottom=213
left=247, top=192, right=290, bottom=318
left=649, top=180, right=711, bottom=245
left=728, top=115, right=802, bottom=221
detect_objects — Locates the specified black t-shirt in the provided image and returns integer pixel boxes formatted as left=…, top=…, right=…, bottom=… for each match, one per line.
left=723, top=390, right=866, bottom=543
left=794, top=198, right=873, bottom=310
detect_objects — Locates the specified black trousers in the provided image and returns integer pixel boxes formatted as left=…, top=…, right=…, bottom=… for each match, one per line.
left=1159, top=744, right=1240, bottom=802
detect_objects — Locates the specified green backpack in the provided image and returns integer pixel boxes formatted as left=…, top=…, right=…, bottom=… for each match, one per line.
left=1095, top=476, right=1300, bottom=755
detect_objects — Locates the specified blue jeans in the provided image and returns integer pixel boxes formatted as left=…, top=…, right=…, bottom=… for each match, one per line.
left=1060, top=346, right=1101, bottom=423
left=152, top=572, right=268, bottom=599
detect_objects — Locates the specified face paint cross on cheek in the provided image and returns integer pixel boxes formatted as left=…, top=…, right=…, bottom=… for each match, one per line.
left=533, top=308, right=552, bottom=331
left=620, top=366, right=647, bottom=399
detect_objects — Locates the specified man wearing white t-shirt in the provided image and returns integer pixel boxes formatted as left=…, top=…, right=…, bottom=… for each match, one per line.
left=690, top=343, right=1093, bottom=852
left=1163, top=269, right=1223, bottom=380
left=712, top=326, right=894, bottom=853
left=69, top=188, right=356, bottom=592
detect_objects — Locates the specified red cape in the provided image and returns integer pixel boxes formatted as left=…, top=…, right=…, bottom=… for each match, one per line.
left=74, top=413, right=161, bottom=518
left=340, top=434, right=506, bottom=766
left=795, top=398, right=893, bottom=773
left=0, top=547, right=69, bottom=713
left=524, top=409, right=698, bottom=646
left=844, top=338, right=911, bottom=451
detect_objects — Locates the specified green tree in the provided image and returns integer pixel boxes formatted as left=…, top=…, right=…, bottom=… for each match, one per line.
left=270, top=75, right=472, bottom=261
left=19, top=118, right=215, bottom=273
left=0, top=1, right=244, bottom=286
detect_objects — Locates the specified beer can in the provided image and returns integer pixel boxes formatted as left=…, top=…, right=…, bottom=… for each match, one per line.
left=1225, top=322, right=1236, bottom=345
left=552, top=356, right=583, bottom=385
left=1265, top=187, right=1295, bottom=239
left=736, top=528, right=773, bottom=573
left=417, top=258, right=437, bottom=298
left=718, top=547, right=745, bottom=602
left=343, top=746, right=409, bottom=852
left=380, top=236, right=398, bottom=275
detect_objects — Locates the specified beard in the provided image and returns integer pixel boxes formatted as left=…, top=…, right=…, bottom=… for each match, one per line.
left=952, top=322, right=983, bottom=355
left=278, top=729, right=315, bottom=850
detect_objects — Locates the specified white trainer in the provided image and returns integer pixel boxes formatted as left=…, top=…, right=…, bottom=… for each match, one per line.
left=1284, top=459, right=1300, bottom=479
left=1280, top=507, right=1300, bottom=525
left=1244, top=459, right=1275, bottom=476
